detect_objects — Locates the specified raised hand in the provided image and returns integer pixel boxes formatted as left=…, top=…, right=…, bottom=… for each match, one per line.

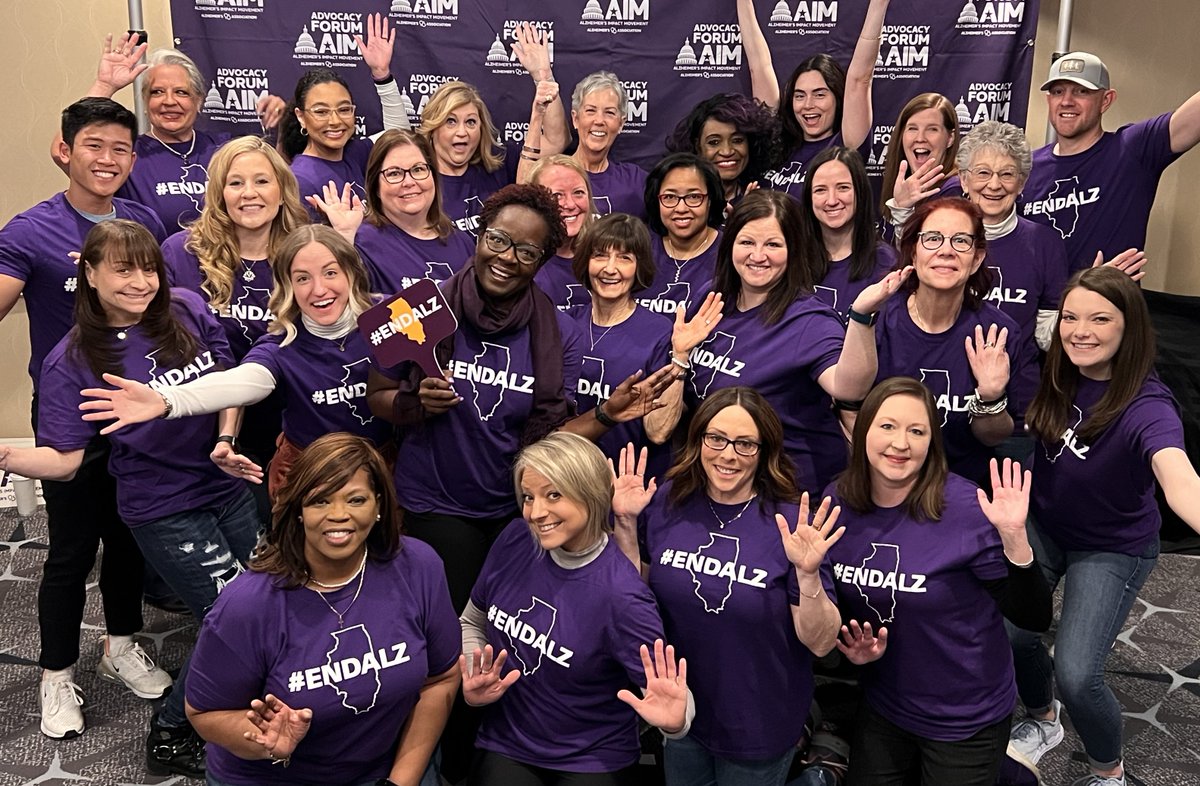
left=977, top=457, right=1031, bottom=541
left=892, top=159, right=944, bottom=209
left=460, top=645, right=520, bottom=707
left=306, top=181, right=364, bottom=242
left=94, top=32, right=149, bottom=94
left=243, top=693, right=313, bottom=761
left=511, top=22, right=552, bottom=82
left=599, top=364, right=680, bottom=425
left=775, top=491, right=845, bottom=575
left=211, top=441, right=264, bottom=485
left=255, top=95, right=287, bottom=131
left=610, top=443, right=657, bottom=520
left=671, top=292, right=723, bottom=357
left=617, top=639, right=688, bottom=733
left=1092, top=248, right=1148, bottom=282
left=835, top=620, right=888, bottom=665
left=964, top=323, right=1010, bottom=402
left=850, top=265, right=913, bottom=317
left=354, top=13, right=396, bottom=80
left=79, top=373, right=166, bottom=434
left=531, top=80, right=559, bottom=118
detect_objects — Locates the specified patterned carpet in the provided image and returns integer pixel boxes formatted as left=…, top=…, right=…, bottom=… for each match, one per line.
left=0, top=505, right=1197, bottom=785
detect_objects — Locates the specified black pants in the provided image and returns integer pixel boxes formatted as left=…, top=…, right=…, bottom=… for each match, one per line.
left=847, top=702, right=1009, bottom=786
left=470, top=750, right=639, bottom=786
left=37, top=435, right=144, bottom=670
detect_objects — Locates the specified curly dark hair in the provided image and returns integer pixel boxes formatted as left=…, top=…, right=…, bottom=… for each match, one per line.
left=664, top=93, right=784, bottom=187
left=478, top=183, right=568, bottom=263
left=278, top=68, right=353, bottom=161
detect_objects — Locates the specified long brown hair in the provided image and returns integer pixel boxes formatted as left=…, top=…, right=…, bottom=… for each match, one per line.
left=667, top=387, right=799, bottom=506
left=1026, top=267, right=1156, bottom=443
left=364, top=129, right=452, bottom=239
left=837, top=377, right=948, bottom=520
left=73, top=220, right=197, bottom=380
left=711, top=189, right=817, bottom=326
left=880, top=93, right=960, bottom=223
left=253, top=432, right=402, bottom=587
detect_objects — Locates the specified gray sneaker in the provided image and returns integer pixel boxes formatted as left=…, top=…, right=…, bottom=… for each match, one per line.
left=96, top=638, right=173, bottom=699
left=1007, top=699, right=1064, bottom=768
left=1069, top=771, right=1126, bottom=786
left=39, top=678, right=85, bottom=739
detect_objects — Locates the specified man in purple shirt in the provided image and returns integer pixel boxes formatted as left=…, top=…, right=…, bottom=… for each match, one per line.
left=1021, top=52, right=1200, bottom=270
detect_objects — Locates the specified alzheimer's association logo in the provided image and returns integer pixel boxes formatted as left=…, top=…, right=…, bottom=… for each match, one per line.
left=674, top=23, right=743, bottom=79
left=203, top=68, right=270, bottom=124
left=579, top=0, right=650, bottom=34
left=194, top=0, right=265, bottom=21
left=294, top=11, right=365, bottom=69
left=955, top=82, right=1013, bottom=134
left=954, top=0, right=1025, bottom=36
left=485, top=21, right=555, bottom=75
left=388, top=0, right=458, bottom=28
left=766, top=0, right=838, bottom=36
left=403, top=73, right=457, bottom=124
left=874, top=25, right=930, bottom=80
left=359, top=279, right=458, bottom=375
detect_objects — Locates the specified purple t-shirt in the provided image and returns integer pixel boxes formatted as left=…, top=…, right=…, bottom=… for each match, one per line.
left=814, top=244, right=897, bottom=320
left=118, top=129, right=229, bottom=231
left=1032, top=374, right=1184, bottom=556
left=587, top=160, right=648, bottom=220
left=354, top=222, right=474, bottom=297
left=566, top=305, right=673, bottom=477
left=820, top=475, right=1013, bottom=741
left=161, top=230, right=274, bottom=359
left=292, top=137, right=374, bottom=220
left=534, top=255, right=591, bottom=311
left=875, top=294, right=1033, bottom=484
left=242, top=325, right=392, bottom=449
left=441, top=163, right=512, bottom=237
left=187, top=539, right=460, bottom=786
left=0, top=192, right=167, bottom=389
left=471, top=521, right=664, bottom=772
left=759, top=132, right=844, bottom=198
left=639, top=482, right=812, bottom=758
left=36, top=289, right=241, bottom=526
left=686, top=295, right=846, bottom=495
left=637, top=233, right=720, bottom=317
left=381, top=310, right=584, bottom=518
left=1021, top=113, right=1180, bottom=271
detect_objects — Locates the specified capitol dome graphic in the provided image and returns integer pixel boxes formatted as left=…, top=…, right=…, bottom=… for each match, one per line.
left=204, top=83, right=224, bottom=110
left=770, top=1, right=792, bottom=22
left=676, top=40, right=698, bottom=66
left=958, top=0, right=980, bottom=24
left=295, top=26, right=319, bottom=55
left=486, top=35, right=509, bottom=65
left=390, top=0, right=413, bottom=11
left=581, top=0, right=604, bottom=21
left=400, top=92, right=416, bottom=118
left=956, top=97, right=972, bottom=128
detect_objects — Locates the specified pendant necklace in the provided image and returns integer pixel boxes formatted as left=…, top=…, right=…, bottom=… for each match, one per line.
left=148, top=128, right=197, bottom=165
left=239, top=259, right=258, bottom=283
left=708, top=493, right=757, bottom=529
left=589, top=302, right=633, bottom=351
left=307, top=550, right=367, bottom=626
left=664, top=228, right=713, bottom=285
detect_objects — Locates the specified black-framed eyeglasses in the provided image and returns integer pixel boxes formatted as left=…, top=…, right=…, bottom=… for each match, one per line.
left=381, top=164, right=432, bottom=184
left=303, top=104, right=356, bottom=121
left=702, top=433, right=761, bottom=456
left=483, top=228, right=544, bottom=266
left=659, top=192, right=708, bottom=208
left=917, top=231, right=976, bottom=253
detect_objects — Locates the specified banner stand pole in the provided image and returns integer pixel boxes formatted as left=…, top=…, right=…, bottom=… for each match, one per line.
left=1045, top=0, right=1075, bottom=145
left=128, top=0, right=148, bottom=133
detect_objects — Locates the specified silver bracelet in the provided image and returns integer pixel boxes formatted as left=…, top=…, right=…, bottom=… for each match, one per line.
left=968, top=390, right=1008, bottom=417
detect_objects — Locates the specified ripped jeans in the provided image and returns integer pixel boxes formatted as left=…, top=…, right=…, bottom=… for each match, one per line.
left=129, top=487, right=260, bottom=728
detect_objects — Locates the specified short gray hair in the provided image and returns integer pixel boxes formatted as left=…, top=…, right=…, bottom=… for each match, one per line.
left=141, top=49, right=205, bottom=103
left=571, top=71, right=628, bottom=117
left=956, top=120, right=1032, bottom=179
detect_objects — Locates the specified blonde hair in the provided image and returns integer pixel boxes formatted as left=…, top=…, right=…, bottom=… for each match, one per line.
left=267, top=226, right=374, bottom=345
left=419, top=81, right=504, bottom=173
left=186, top=137, right=308, bottom=310
left=513, top=432, right=613, bottom=550
left=528, top=154, right=597, bottom=250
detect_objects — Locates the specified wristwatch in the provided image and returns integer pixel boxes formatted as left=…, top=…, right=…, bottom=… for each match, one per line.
left=847, top=307, right=878, bottom=327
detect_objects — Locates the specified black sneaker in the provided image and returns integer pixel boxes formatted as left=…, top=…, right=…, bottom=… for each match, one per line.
left=146, top=713, right=206, bottom=778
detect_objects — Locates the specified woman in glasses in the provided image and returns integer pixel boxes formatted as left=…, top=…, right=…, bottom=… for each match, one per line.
left=351, top=129, right=475, bottom=296
left=874, top=197, right=1037, bottom=487
left=639, top=153, right=725, bottom=316
left=610, top=387, right=844, bottom=785
left=530, top=155, right=598, bottom=309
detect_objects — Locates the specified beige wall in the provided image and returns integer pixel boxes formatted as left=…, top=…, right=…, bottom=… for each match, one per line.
left=2, top=1, right=1198, bottom=438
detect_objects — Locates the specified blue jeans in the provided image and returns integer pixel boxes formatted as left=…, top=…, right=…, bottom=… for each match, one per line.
left=665, top=734, right=796, bottom=786
left=130, top=487, right=261, bottom=728
left=1006, top=518, right=1158, bottom=769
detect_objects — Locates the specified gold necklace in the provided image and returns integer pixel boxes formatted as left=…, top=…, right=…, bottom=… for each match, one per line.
left=307, top=552, right=367, bottom=626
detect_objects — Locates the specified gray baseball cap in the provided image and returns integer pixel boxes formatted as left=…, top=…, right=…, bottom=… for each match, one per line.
left=1040, top=52, right=1110, bottom=91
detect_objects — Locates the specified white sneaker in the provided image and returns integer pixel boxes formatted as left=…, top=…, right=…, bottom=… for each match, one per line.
left=1070, top=771, right=1126, bottom=786
left=96, top=638, right=173, bottom=699
left=1007, top=699, right=1064, bottom=768
left=39, top=678, right=85, bottom=739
